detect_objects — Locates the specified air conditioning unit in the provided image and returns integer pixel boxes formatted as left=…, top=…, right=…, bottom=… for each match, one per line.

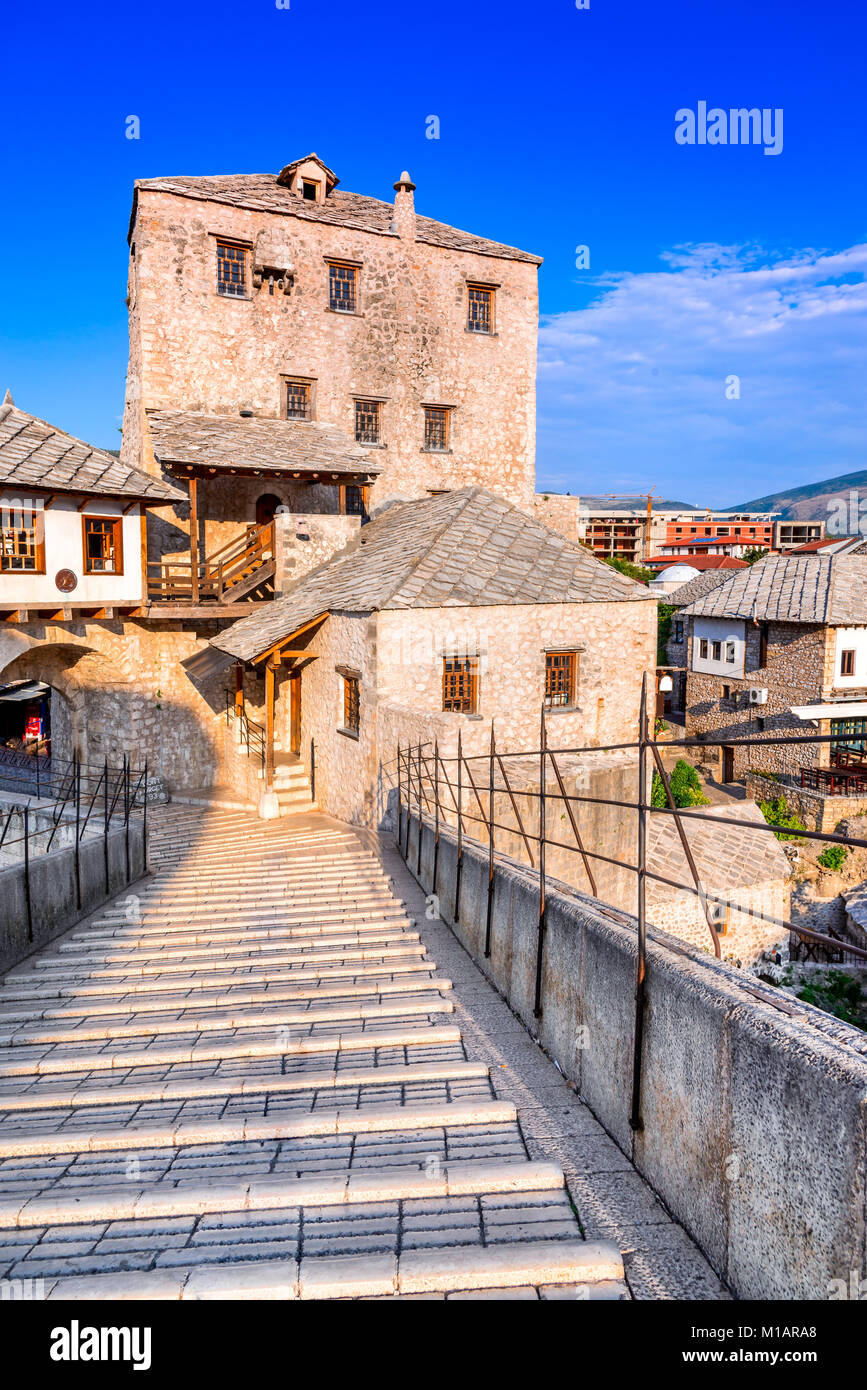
left=748, top=687, right=768, bottom=705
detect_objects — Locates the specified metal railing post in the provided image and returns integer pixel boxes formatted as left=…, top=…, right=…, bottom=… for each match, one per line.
left=103, top=757, right=110, bottom=894
left=432, top=740, right=440, bottom=903
left=534, top=708, right=547, bottom=1018
left=143, top=760, right=149, bottom=865
left=310, top=738, right=316, bottom=804
left=396, top=742, right=403, bottom=852
left=454, top=729, right=463, bottom=922
left=630, top=673, right=649, bottom=1132
left=416, top=741, right=423, bottom=876
left=484, top=721, right=495, bottom=958
left=74, top=756, right=81, bottom=910
left=124, top=754, right=131, bottom=883
left=23, top=805, right=33, bottom=942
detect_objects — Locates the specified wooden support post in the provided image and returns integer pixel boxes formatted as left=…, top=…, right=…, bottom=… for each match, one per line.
left=235, top=662, right=245, bottom=719
left=265, top=661, right=276, bottom=791
left=189, top=476, right=199, bottom=604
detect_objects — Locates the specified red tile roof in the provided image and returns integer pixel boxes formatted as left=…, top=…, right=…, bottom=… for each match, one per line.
left=646, top=555, right=749, bottom=571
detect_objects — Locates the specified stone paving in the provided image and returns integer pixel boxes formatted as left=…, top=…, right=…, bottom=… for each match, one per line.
left=0, top=805, right=730, bottom=1300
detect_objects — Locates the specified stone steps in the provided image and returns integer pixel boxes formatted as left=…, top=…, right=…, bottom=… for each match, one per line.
left=0, top=976, right=452, bottom=1023
left=37, top=1240, right=625, bottom=1301
left=0, top=804, right=624, bottom=1302
left=0, top=1059, right=488, bottom=1114
left=0, top=959, right=436, bottom=1002
left=0, top=1022, right=463, bottom=1077
left=0, top=997, right=456, bottom=1047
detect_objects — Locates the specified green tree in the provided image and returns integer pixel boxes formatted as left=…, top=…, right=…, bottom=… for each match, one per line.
left=602, top=556, right=654, bottom=585
left=742, top=547, right=769, bottom=565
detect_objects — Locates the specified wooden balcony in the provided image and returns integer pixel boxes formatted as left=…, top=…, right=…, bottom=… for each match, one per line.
left=147, top=522, right=275, bottom=607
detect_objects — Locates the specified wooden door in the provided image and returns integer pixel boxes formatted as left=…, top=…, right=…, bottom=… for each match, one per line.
left=289, top=671, right=301, bottom=757
left=721, top=745, right=735, bottom=783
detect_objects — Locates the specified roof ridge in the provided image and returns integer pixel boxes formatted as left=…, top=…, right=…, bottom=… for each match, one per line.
left=378, top=489, right=481, bottom=610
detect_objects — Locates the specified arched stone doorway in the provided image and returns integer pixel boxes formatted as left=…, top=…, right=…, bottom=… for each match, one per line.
left=0, top=641, right=125, bottom=771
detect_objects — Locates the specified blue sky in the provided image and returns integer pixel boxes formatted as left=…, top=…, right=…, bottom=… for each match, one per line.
left=1, top=0, right=864, bottom=507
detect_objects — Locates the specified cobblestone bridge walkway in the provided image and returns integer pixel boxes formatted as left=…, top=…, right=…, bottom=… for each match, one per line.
left=0, top=806, right=729, bottom=1300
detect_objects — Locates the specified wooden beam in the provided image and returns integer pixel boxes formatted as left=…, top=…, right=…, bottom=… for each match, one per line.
left=76, top=497, right=93, bottom=512
left=189, top=476, right=199, bottom=604
left=140, top=510, right=148, bottom=604
left=265, top=661, right=276, bottom=790
left=254, top=613, right=327, bottom=665
left=122, top=500, right=137, bottom=515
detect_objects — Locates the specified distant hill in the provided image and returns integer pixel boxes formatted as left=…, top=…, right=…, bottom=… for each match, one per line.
left=726, top=470, right=867, bottom=522
left=575, top=495, right=699, bottom=510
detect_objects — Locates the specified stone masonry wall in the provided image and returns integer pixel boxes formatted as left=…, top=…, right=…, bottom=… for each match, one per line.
left=0, top=620, right=233, bottom=796
left=685, top=619, right=830, bottom=777
left=123, top=185, right=539, bottom=519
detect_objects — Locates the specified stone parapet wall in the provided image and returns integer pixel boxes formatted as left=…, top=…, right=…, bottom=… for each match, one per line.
left=274, top=511, right=360, bottom=590
left=400, top=806, right=867, bottom=1300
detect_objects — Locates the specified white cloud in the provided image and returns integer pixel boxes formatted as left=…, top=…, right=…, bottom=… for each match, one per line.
left=536, top=242, right=867, bottom=505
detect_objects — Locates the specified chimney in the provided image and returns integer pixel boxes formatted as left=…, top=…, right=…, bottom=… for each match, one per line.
left=392, top=171, right=416, bottom=241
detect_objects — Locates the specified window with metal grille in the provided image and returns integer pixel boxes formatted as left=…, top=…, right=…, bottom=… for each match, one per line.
left=343, top=675, right=360, bottom=733
left=328, top=262, right=358, bottom=313
left=343, top=485, right=367, bottom=518
left=467, top=285, right=494, bottom=333
left=841, top=649, right=856, bottom=677
left=544, top=651, right=577, bottom=708
left=424, top=407, right=450, bottom=452
left=1, top=509, right=43, bottom=572
left=442, top=656, right=478, bottom=713
left=285, top=381, right=311, bottom=420
left=216, top=241, right=247, bottom=297
left=83, top=517, right=123, bottom=574
left=673, top=620, right=684, bottom=643
left=355, top=399, right=381, bottom=444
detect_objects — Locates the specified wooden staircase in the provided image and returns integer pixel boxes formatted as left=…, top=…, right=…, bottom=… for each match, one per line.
left=148, top=522, right=275, bottom=604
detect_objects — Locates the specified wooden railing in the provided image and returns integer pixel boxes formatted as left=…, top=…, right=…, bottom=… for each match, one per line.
left=147, top=522, right=275, bottom=604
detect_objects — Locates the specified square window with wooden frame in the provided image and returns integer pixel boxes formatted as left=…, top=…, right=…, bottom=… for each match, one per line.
left=355, top=398, right=382, bottom=445
left=424, top=406, right=451, bottom=452
left=544, top=651, right=577, bottom=709
left=285, top=379, right=312, bottom=421
left=216, top=240, right=248, bottom=298
left=467, top=284, right=495, bottom=334
left=442, top=655, right=478, bottom=714
left=82, top=516, right=123, bottom=575
left=342, top=674, right=360, bottom=734
left=1, top=507, right=45, bottom=573
left=328, top=262, right=358, bottom=313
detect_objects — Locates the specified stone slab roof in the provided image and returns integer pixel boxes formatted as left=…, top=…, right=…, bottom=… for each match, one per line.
left=682, top=554, right=867, bottom=625
left=646, top=802, right=790, bottom=902
left=665, top=570, right=741, bottom=608
left=212, top=486, right=653, bottom=662
left=0, top=398, right=183, bottom=503
left=133, top=174, right=542, bottom=266
left=146, top=410, right=380, bottom=478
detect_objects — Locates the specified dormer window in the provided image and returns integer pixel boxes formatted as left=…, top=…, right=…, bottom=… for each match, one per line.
left=301, top=180, right=320, bottom=201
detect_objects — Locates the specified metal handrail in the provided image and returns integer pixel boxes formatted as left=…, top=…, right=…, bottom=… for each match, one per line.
left=224, top=689, right=266, bottom=769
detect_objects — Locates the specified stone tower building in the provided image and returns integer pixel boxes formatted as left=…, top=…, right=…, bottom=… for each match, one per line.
left=122, top=153, right=541, bottom=536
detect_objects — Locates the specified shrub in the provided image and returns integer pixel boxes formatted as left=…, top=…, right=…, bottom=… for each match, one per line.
left=796, top=971, right=865, bottom=1029
left=817, top=843, right=848, bottom=872
left=651, top=759, right=710, bottom=808
left=759, top=794, right=807, bottom=842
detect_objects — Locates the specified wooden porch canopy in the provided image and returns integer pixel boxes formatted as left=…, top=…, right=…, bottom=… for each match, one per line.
left=231, top=613, right=328, bottom=791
